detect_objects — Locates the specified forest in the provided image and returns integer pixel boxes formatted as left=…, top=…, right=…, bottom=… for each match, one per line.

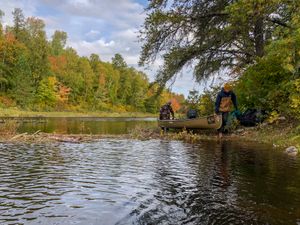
left=0, top=8, right=184, bottom=114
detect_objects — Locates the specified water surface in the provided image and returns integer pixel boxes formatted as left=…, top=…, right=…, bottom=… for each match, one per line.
left=0, top=140, right=300, bottom=225
left=5, top=117, right=157, bottom=134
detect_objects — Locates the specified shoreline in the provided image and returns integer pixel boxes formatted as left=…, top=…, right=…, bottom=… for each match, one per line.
left=0, top=111, right=298, bottom=152
left=0, top=122, right=298, bottom=151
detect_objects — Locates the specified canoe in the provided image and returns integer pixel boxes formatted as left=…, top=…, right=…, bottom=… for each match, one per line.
left=158, top=114, right=222, bottom=129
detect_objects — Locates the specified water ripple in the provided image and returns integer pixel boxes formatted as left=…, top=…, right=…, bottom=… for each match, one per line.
left=0, top=139, right=300, bottom=224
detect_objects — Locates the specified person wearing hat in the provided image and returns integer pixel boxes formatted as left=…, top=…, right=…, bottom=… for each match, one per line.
left=159, top=101, right=175, bottom=120
left=215, top=83, right=238, bottom=137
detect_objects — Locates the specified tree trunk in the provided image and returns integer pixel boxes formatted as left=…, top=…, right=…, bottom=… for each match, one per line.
left=254, top=16, right=264, bottom=57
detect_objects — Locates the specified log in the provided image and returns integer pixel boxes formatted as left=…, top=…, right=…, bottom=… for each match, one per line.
left=10, top=132, right=28, bottom=140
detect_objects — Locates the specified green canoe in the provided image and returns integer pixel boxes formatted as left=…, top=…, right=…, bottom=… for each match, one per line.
left=158, top=114, right=222, bottom=129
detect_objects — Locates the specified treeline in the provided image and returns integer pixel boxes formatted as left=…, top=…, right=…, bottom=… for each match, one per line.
left=0, top=8, right=184, bottom=113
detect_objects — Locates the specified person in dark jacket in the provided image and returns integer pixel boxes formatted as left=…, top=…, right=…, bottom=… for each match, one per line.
left=159, top=101, right=175, bottom=120
left=215, top=83, right=238, bottom=137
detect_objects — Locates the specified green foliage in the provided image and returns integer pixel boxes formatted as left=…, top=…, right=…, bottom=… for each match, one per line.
left=25, top=17, right=51, bottom=91
left=186, top=90, right=200, bottom=108
left=35, top=77, right=59, bottom=109
left=0, top=7, right=178, bottom=113
left=235, top=20, right=300, bottom=119
left=51, top=30, right=67, bottom=56
left=289, top=79, right=300, bottom=118
left=12, top=8, right=26, bottom=42
left=185, top=88, right=218, bottom=116
left=140, top=0, right=299, bottom=87
left=198, top=92, right=215, bottom=116
left=112, top=53, right=127, bottom=70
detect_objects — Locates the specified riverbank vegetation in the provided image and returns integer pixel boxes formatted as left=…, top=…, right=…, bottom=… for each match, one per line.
left=0, top=8, right=184, bottom=115
left=140, top=0, right=300, bottom=143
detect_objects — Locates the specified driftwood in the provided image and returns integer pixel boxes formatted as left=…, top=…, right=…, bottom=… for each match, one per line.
left=10, top=132, right=28, bottom=140
left=48, top=135, right=82, bottom=143
left=33, top=130, right=41, bottom=135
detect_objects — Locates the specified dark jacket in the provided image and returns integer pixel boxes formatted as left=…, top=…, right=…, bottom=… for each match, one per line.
left=215, top=88, right=238, bottom=113
left=159, top=104, right=174, bottom=120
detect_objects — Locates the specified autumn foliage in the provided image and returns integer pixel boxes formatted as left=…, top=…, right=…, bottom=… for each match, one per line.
left=0, top=8, right=182, bottom=113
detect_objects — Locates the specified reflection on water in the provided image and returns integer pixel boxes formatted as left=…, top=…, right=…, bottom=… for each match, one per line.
left=0, top=140, right=300, bottom=225
left=12, top=117, right=157, bottom=134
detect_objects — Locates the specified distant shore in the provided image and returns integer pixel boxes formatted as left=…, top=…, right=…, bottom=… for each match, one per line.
left=0, top=108, right=156, bottom=118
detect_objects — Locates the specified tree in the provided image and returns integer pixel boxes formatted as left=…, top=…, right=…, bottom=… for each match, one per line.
left=130, top=70, right=148, bottom=111
left=112, top=53, right=127, bottom=69
left=235, top=21, right=300, bottom=118
left=186, top=90, right=200, bottom=106
left=25, top=17, right=50, bottom=91
left=89, top=54, right=108, bottom=105
left=12, top=8, right=26, bottom=41
left=51, top=30, right=67, bottom=56
left=36, top=76, right=59, bottom=109
left=57, top=48, right=84, bottom=103
left=101, top=62, right=120, bottom=104
left=0, top=10, right=4, bottom=38
left=78, top=57, right=95, bottom=103
left=139, top=0, right=299, bottom=87
left=0, top=33, right=33, bottom=105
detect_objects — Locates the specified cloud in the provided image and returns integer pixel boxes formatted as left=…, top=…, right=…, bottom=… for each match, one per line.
left=68, top=37, right=142, bottom=66
left=85, top=30, right=100, bottom=38
left=40, top=0, right=145, bottom=29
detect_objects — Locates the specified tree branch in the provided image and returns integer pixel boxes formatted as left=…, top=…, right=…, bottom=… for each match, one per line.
left=266, top=17, right=291, bottom=29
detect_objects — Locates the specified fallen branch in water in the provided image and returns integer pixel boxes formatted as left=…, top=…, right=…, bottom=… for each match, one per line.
left=10, top=132, right=28, bottom=140
left=48, top=135, right=82, bottom=143
left=33, top=130, right=41, bottom=135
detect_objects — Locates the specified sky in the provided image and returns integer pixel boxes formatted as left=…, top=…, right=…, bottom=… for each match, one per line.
left=0, top=0, right=215, bottom=97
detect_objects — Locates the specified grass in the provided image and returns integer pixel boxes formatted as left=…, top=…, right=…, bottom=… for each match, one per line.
left=0, top=120, right=19, bottom=136
left=237, top=122, right=300, bottom=149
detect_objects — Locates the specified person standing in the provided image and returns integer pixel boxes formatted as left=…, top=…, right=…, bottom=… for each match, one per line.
left=159, top=101, right=175, bottom=120
left=215, top=83, right=238, bottom=137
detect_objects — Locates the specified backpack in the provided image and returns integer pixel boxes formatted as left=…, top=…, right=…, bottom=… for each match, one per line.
left=239, top=108, right=266, bottom=127
left=187, top=109, right=198, bottom=119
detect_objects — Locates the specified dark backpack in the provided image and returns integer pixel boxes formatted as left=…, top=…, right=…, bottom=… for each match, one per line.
left=187, top=109, right=198, bottom=119
left=239, top=108, right=266, bottom=127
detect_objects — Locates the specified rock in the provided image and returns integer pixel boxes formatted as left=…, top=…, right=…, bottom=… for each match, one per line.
left=285, top=146, right=298, bottom=156
left=236, top=129, right=244, bottom=133
left=259, top=122, right=268, bottom=127
left=278, top=116, right=286, bottom=121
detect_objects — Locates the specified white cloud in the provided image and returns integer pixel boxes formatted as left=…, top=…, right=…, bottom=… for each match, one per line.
left=40, top=0, right=145, bottom=29
left=85, top=29, right=100, bottom=38
left=68, top=39, right=115, bottom=58
left=68, top=37, right=142, bottom=66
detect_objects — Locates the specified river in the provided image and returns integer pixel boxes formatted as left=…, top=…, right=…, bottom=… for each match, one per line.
left=0, top=118, right=300, bottom=224
left=6, top=117, right=157, bottom=134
